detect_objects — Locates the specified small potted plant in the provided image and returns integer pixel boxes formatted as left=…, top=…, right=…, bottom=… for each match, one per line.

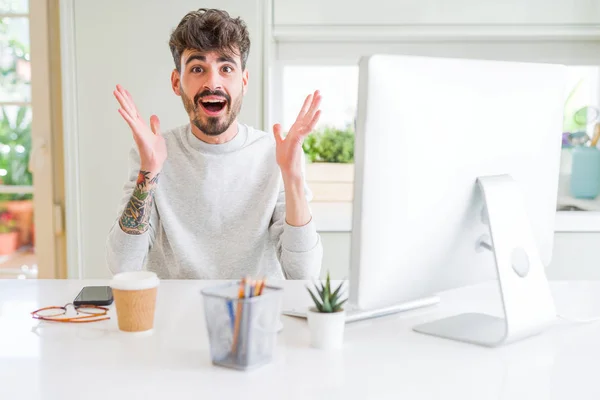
left=306, top=272, right=347, bottom=350
left=0, top=209, right=18, bottom=255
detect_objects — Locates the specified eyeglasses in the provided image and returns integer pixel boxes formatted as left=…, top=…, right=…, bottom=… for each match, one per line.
left=31, top=303, right=110, bottom=323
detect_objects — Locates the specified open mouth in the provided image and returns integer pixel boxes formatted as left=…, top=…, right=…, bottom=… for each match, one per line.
left=199, top=99, right=227, bottom=115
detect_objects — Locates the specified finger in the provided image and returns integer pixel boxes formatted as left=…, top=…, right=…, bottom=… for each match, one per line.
left=116, top=85, right=139, bottom=119
left=124, top=88, right=141, bottom=117
left=272, top=123, right=283, bottom=145
left=296, top=110, right=321, bottom=142
left=304, top=91, right=322, bottom=122
left=114, top=89, right=137, bottom=120
left=118, top=108, right=137, bottom=133
left=307, top=110, right=321, bottom=133
left=150, top=115, right=161, bottom=136
left=116, top=84, right=133, bottom=110
left=295, top=93, right=313, bottom=122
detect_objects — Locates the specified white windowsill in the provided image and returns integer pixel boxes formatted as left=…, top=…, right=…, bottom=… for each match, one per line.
left=311, top=202, right=600, bottom=233
left=554, top=211, right=600, bottom=232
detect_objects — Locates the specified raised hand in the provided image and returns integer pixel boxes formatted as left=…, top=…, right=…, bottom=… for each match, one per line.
left=273, top=90, right=321, bottom=179
left=114, top=84, right=165, bottom=235
left=113, top=84, right=167, bottom=172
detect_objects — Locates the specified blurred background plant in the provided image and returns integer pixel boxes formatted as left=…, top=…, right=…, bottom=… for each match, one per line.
left=0, top=14, right=33, bottom=201
left=562, top=78, right=600, bottom=148
left=0, top=9, right=35, bottom=250
left=302, top=124, right=354, bottom=163
left=0, top=208, right=17, bottom=233
left=0, top=106, right=32, bottom=201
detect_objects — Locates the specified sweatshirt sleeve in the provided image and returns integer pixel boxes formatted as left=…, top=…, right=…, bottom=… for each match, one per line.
left=105, top=146, right=158, bottom=275
left=269, top=158, right=323, bottom=280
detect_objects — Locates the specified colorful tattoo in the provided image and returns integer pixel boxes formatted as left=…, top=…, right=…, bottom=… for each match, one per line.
left=119, top=170, right=160, bottom=234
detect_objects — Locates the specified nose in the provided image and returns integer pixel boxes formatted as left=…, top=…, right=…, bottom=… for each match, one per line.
left=203, top=69, right=223, bottom=92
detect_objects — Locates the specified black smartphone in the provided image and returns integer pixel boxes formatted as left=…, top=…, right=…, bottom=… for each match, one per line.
left=73, top=286, right=114, bottom=306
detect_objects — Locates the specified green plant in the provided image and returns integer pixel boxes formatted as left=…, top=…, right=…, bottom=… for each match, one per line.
left=306, top=272, right=347, bottom=313
left=0, top=106, right=32, bottom=201
left=0, top=16, right=32, bottom=202
left=0, top=208, right=16, bottom=233
left=563, top=78, right=599, bottom=134
left=302, top=125, right=354, bottom=163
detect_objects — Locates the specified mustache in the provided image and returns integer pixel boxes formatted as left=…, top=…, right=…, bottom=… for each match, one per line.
left=194, top=89, right=231, bottom=106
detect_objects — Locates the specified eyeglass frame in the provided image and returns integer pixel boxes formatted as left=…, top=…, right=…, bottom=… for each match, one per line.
left=31, top=302, right=110, bottom=323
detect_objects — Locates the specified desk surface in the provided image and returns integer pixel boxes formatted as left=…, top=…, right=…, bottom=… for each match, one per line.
left=1, top=279, right=600, bottom=400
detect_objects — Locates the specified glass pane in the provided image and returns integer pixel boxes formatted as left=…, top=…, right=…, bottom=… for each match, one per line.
left=562, top=66, right=600, bottom=137
left=0, top=104, right=34, bottom=274
left=558, top=66, right=600, bottom=211
left=282, top=66, right=358, bottom=164
left=0, top=0, right=28, bottom=14
left=0, top=105, right=32, bottom=199
left=0, top=17, right=31, bottom=102
left=282, top=66, right=359, bottom=132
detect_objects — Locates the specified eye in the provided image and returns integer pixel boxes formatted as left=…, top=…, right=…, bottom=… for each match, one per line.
left=191, top=66, right=203, bottom=73
left=222, top=65, right=233, bottom=73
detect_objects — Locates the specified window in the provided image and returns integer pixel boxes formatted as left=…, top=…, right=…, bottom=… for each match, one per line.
left=563, top=66, right=599, bottom=136
left=0, top=0, right=36, bottom=278
left=271, top=20, right=600, bottom=232
left=280, top=66, right=358, bottom=132
left=275, top=61, right=600, bottom=206
left=558, top=66, right=600, bottom=212
left=273, top=64, right=358, bottom=203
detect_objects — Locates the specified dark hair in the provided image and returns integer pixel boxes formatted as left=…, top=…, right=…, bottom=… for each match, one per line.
left=169, top=8, right=250, bottom=72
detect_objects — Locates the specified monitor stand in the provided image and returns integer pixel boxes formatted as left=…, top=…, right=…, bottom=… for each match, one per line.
left=413, top=174, right=557, bottom=347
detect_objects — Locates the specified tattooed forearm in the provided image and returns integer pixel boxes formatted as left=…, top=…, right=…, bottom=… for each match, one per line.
left=119, top=171, right=160, bottom=235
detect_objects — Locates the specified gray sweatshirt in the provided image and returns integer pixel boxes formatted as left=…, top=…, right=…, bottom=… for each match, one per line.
left=106, top=123, right=323, bottom=279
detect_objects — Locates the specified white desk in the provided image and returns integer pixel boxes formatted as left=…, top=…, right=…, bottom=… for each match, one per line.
left=1, top=279, right=600, bottom=400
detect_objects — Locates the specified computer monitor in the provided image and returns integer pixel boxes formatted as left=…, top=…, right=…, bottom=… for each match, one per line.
left=350, top=54, right=566, bottom=346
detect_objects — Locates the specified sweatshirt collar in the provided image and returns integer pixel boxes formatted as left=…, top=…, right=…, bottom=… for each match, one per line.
left=185, top=122, right=247, bottom=154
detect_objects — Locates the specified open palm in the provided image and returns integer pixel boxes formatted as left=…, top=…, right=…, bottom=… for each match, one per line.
left=113, top=84, right=167, bottom=172
left=273, top=90, right=322, bottom=178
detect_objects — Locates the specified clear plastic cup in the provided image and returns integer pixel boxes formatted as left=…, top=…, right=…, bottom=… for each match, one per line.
left=201, top=282, right=283, bottom=371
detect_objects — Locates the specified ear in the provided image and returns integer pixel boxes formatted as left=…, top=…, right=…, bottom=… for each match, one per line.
left=171, top=69, right=181, bottom=96
left=242, top=69, right=249, bottom=96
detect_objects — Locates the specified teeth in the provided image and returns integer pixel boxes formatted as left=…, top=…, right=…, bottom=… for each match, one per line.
left=202, top=99, right=225, bottom=103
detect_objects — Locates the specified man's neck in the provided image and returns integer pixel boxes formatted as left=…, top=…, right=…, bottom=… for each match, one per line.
left=191, top=120, right=239, bottom=145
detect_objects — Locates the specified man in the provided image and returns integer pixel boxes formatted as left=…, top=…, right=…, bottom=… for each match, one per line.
left=106, top=8, right=323, bottom=279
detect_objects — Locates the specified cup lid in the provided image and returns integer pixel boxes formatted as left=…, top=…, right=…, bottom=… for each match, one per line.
left=109, top=271, right=160, bottom=291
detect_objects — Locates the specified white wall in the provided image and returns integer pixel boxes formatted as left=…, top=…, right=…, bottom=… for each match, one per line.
left=273, top=0, right=600, bottom=25
left=64, top=0, right=266, bottom=278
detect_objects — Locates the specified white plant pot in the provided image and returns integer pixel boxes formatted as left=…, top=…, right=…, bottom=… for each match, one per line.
left=306, top=307, right=346, bottom=350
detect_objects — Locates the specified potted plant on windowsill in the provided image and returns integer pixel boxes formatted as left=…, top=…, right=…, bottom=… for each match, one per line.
left=306, top=272, right=347, bottom=350
left=303, top=125, right=354, bottom=202
left=0, top=209, right=19, bottom=255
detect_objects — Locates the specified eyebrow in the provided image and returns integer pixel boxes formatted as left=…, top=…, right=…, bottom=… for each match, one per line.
left=185, top=54, right=238, bottom=67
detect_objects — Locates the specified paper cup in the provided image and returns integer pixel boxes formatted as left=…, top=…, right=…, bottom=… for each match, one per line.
left=109, top=271, right=160, bottom=332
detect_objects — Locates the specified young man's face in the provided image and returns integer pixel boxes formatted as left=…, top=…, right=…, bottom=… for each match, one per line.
left=171, top=49, right=248, bottom=136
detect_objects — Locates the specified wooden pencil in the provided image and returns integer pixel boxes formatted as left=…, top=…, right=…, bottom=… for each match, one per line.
left=231, top=280, right=245, bottom=354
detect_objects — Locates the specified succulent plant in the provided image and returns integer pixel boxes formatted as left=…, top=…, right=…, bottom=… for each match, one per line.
left=307, top=272, right=347, bottom=313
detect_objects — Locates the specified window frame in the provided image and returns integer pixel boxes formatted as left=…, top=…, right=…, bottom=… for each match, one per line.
left=271, top=37, right=600, bottom=232
left=0, top=1, right=64, bottom=278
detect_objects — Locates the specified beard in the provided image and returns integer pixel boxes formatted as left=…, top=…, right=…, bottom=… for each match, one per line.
left=181, top=85, right=243, bottom=136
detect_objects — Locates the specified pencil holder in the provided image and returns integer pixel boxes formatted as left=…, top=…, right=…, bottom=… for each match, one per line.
left=570, top=146, right=600, bottom=199
left=201, top=282, right=283, bottom=371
